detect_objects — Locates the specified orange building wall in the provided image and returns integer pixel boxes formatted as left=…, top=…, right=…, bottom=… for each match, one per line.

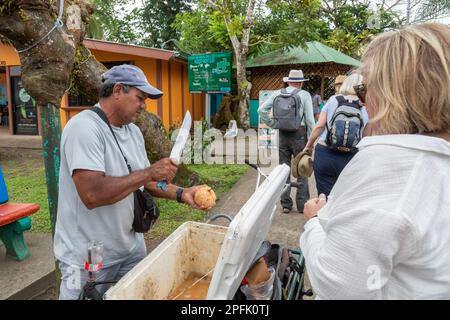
left=0, top=44, right=21, bottom=66
left=135, top=59, right=158, bottom=116
left=0, top=73, right=6, bottom=88
left=170, top=62, right=183, bottom=126
left=1, top=44, right=205, bottom=132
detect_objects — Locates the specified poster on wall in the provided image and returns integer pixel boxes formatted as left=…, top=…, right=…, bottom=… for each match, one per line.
left=12, top=77, right=38, bottom=135
left=258, top=90, right=278, bottom=149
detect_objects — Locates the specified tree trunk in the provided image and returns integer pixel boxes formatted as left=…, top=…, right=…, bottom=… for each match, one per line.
left=235, top=54, right=251, bottom=130
left=211, top=94, right=236, bottom=130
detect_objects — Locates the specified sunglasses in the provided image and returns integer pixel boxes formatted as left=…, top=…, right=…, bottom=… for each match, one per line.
left=353, top=84, right=367, bottom=103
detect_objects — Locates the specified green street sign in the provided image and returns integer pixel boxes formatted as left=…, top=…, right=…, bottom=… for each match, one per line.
left=188, top=51, right=232, bottom=93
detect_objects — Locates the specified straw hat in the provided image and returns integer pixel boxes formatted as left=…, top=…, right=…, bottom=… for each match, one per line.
left=335, top=75, right=347, bottom=85
left=291, top=151, right=313, bottom=178
left=283, top=69, right=309, bottom=82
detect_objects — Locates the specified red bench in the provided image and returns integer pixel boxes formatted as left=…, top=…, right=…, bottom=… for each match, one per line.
left=0, top=203, right=40, bottom=261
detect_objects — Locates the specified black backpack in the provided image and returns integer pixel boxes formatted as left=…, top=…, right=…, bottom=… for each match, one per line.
left=326, top=96, right=364, bottom=153
left=272, top=89, right=304, bottom=132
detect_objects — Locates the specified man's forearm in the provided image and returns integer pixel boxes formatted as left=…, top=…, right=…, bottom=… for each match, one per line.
left=145, top=182, right=179, bottom=201
left=306, top=125, right=325, bottom=149
left=82, top=169, right=151, bottom=209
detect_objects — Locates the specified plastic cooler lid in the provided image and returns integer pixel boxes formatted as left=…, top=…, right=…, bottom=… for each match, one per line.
left=206, top=164, right=290, bottom=299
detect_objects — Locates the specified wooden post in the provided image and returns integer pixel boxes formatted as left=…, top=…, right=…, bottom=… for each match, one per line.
left=320, top=72, right=325, bottom=99
left=39, top=103, right=62, bottom=237
left=5, top=66, right=13, bottom=135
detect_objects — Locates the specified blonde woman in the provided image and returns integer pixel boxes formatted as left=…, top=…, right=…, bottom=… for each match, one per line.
left=300, top=23, right=450, bottom=299
left=303, top=72, right=370, bottom=197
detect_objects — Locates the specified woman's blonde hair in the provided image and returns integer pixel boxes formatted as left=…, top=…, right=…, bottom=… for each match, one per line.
left=362, top=23, right=450, bottom=135
left=338, top=72, right=363, bottom=96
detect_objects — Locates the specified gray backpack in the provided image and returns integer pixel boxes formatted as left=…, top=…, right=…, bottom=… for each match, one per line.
left=272, top=89, right=304, bottom=132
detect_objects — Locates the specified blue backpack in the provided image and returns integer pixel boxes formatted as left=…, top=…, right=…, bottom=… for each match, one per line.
left=326, top=96, right=364, bottom=153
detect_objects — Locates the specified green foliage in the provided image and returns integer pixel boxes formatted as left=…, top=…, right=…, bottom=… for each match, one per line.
left=1, top=159, right=50, bottom=233
left=319, top=1, right=403, bottom=57
left=0, top=0, right=14, bottom=15
left=173, top=0, right=403, bottom=59
left=172, top=4, right=230, bottom=54
left=261, top=0, right=325, bottom=51
left=86, top=0, right=141, bottom=44
left=136, top=0, right=193, bottom=49
left=417, top=0, right=450, bottom=21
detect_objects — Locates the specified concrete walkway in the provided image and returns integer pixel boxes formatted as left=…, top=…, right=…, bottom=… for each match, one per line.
left=0, top=233, right=54, bottom=300
left=0, top=127, right=42, bottom=149
left=207, top=148, right=317, bottom=299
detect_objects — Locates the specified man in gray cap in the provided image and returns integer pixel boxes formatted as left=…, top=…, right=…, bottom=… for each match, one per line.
left=54, top=64, right=208, bottom=299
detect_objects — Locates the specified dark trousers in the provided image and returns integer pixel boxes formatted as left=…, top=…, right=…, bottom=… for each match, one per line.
left=278, top=129, right=310, bottom=212
left=313, top=143, right=356, bottom=197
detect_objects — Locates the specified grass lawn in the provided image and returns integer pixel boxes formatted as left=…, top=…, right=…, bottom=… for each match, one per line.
left=1, top=153, right=248, bottom=238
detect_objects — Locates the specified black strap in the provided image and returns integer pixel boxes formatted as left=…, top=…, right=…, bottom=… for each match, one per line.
left=335, top=95, right=361, bottom=109
left=90, top=107, right=132, bottom=174
left=291, top=89, right=305, bottom=132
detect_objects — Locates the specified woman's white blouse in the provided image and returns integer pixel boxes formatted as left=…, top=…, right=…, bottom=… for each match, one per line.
left=300, top=134, right=450, bottom=299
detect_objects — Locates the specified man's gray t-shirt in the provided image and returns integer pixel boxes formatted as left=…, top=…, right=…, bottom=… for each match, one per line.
left=54, top=106, right=150, bottom=268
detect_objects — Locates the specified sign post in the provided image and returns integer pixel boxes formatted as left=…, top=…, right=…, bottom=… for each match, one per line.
left=188, top=52, right=232, bottom=126
left=258, top=91, right=278, bottom=150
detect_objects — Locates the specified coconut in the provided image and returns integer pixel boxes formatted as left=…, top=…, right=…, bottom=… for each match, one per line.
left=194, top=187, right=216, bottom=208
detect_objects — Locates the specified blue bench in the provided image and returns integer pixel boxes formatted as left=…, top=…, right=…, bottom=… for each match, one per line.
left=0, top=164, right=40, bottom=261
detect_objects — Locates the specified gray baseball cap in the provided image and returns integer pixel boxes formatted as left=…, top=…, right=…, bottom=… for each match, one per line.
left=101, top=64, right=163, bottom=99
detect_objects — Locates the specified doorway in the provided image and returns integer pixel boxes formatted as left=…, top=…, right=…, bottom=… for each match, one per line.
left=10, top=76, right=38, bottom=135
left=0, top=67, right=9, bottom=131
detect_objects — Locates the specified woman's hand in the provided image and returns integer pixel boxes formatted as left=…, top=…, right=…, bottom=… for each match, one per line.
left=304, top=193, right=327, bottom=220
left=181, top=185, right=214, bottom=211
left=303, top=145, right=313, bottom=155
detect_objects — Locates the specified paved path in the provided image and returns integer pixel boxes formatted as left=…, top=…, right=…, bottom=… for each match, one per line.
left=208, top=149, right=317, bottom=299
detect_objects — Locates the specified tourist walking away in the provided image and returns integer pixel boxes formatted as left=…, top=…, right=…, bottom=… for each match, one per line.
left=312, top=90, right=322, bottom=122
left=258, top=69, right=315, bottom=213
left=334, top=75, right=346, bottom=94
left=54, top=64, right=210, bottom=300
left=301, top=23, right=450, bottom=299
left=303, top=72, right=370, bottom=197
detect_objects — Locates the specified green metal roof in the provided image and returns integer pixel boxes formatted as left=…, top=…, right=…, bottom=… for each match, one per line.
left=246, top=41, right=361, bottom=68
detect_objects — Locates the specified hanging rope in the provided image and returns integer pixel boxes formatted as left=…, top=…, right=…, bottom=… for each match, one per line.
left=16, top=0, right=65, bottom=53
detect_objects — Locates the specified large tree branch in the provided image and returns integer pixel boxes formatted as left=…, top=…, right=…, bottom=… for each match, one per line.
left=241, top=0, right=255, bottom=56
left=205, top=0, right=221, bottom=11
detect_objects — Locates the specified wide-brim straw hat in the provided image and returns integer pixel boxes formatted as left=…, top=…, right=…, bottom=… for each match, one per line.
left=283, top=69, right=309, bottom=82
left=291, top=150, right=313, bottom=178
left=335, top=75, right=347, bottom=85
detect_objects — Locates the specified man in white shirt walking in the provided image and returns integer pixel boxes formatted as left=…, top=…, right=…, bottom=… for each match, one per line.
left=258, top=70, right=315, bottom=214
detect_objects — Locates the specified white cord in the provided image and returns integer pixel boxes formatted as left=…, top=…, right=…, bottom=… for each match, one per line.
left=170, top=268, right=214, bottom=300
left=17, top=0, right=65, bottom=53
